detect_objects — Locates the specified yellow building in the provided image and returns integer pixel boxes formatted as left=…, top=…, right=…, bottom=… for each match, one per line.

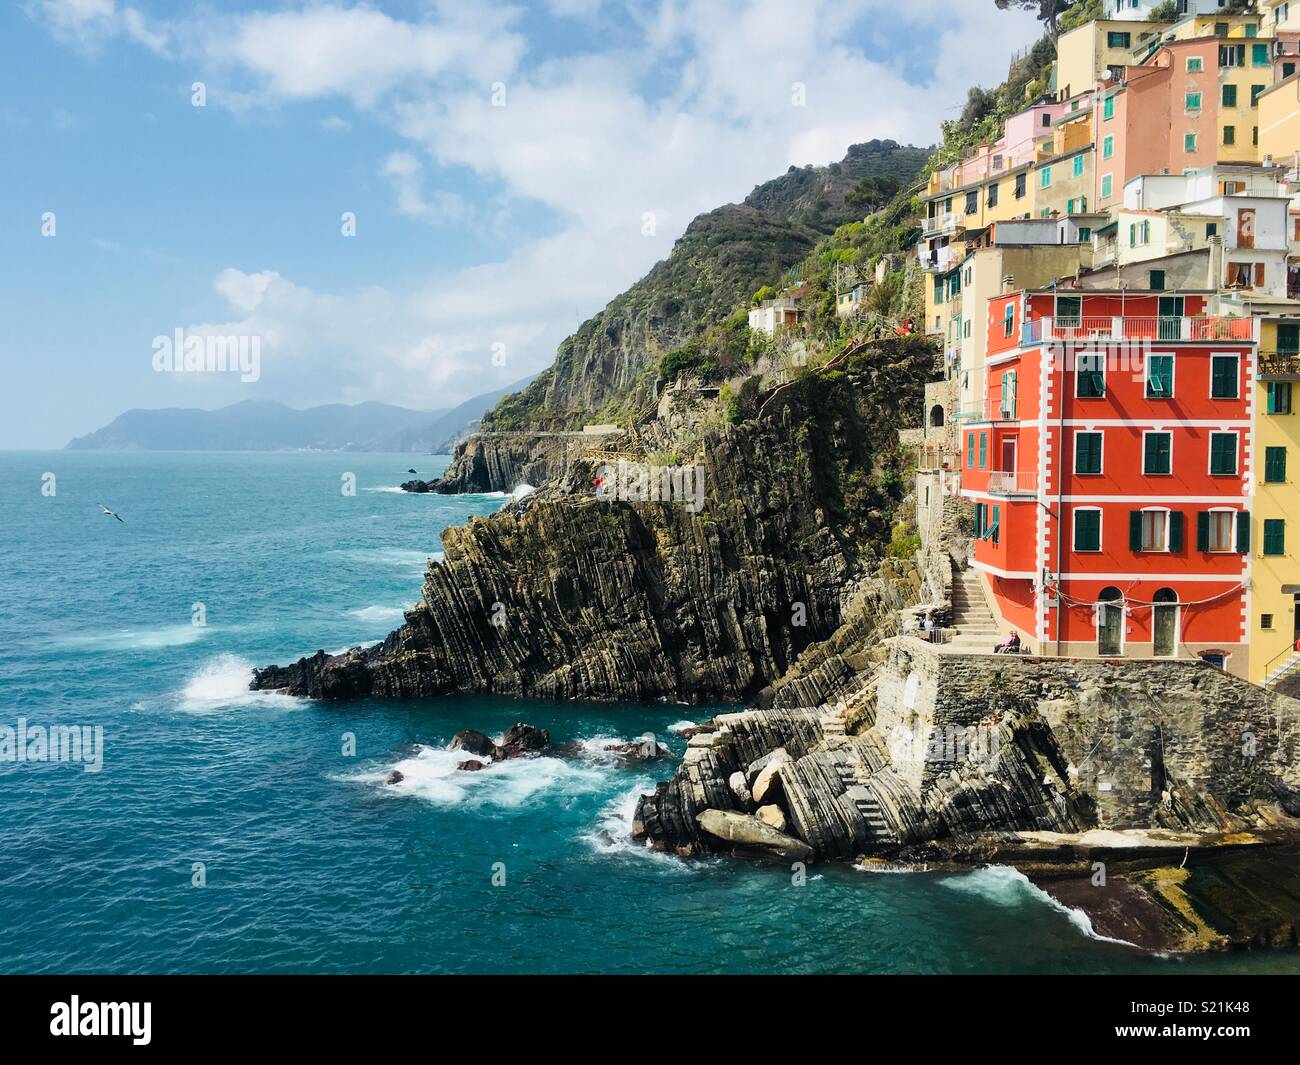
left=1249, top=316, right=1300, bottom=685
left=1056, top=18, right=1164, bottom=98
left=1166, top=13, right=1265, bottom=43
left=1259, top=74, right=1300, bottom=164
left=1215, top=32, right=1278, bottom=164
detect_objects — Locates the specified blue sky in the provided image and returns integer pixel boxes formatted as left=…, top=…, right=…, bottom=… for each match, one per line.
left=0, top=0, right=1041, bottom=449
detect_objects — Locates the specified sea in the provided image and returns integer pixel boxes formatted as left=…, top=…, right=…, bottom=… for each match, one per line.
left=2, top=450, right=1297, bottom=974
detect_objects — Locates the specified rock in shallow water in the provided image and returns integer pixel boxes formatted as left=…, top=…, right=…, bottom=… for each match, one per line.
left=695, top=809, right=813, bottom=863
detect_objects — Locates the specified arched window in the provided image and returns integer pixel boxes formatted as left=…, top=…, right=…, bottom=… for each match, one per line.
left=930, top=404, right=945, bottom=428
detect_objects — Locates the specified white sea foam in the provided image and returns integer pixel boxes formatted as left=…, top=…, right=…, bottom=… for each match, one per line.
left=939, top=865, right=1137, bottom=947
left=365, top=486, right=408, bottom=494
left=512, top=483, right=536, bottom=499
left=337, top=548, right=437, bottom=570
left=359, top=742, right=608, bottom=808
left=581, top=783, right=704, bottom=870
left=53, top=623, right=209, bottom=652
left=347, top=605, right=409, bottom=623
left=667, top=720, right=697, bottom=735
left=176, top=654, right=305, bottom=712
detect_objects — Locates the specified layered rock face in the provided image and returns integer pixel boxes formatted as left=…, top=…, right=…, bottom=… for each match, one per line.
left=252, top=341, right=936, bottom=702
left=430, top=431, right=584, bottom=495
left=634, top=636, right=1300, bottom=863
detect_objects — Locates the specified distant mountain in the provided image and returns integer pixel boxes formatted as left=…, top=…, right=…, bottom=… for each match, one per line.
left=66, top=377, right=538, bottom=452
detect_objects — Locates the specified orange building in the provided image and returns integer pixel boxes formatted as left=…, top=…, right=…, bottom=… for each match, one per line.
left=961, top=290, right=1258, bottom=675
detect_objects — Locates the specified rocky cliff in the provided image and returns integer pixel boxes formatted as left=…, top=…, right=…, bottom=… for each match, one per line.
left=252, top=337, right=936, bottom=701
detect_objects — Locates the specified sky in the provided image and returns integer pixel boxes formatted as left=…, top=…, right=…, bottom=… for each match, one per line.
left=0, top=0, right=1043, bottom=449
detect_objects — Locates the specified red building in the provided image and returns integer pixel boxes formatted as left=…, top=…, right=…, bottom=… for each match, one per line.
left=961, top=289, right=1257, bottom=676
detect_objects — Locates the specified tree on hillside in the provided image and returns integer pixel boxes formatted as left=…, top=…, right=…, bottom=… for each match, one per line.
left=845, top=175, right=901, bottom=212
left=993, top=0, right=1076, bottom=39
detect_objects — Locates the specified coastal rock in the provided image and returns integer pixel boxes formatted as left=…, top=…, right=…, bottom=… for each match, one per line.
left=695, top=809, right=814, bottom=863
left=750, top=749, right=790, bottom=804
left=386, top=770, right=404, bottom=784
left=498, top=723, right=550, bottom=758
left=756, top=805, right=788, bottom=832
left=728, top=771, right=753, bottom=808
left=601, top=739, right=673, bottom=762
left=399, top=478, right=438, bottom=494
left=251, top=340, right=936, bottom=704
left=457, top=760, right=488, bottom=772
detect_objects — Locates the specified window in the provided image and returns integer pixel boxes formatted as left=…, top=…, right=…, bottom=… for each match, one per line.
left=1074, top=509, right=1102, bottom=552
left=1198, top=510, right=1248, bottom=553
left=1144, top=431, right=1172, bottom=475
left=1129, top=220, right=1150, bottom=247
left=1224, top=125, right=1236, bottom=146
left=1187, top=56, right=1204, bottom=73
left=1079, top=227, right=1092, bottom=243
left=1002, top=302, right=1015, bottom=338
left=1254, top=43, right=1270, bottom=67
left=979, top=432, right=987, bottom=470
left=1132, top=509, right=1180, bottom=553
left=1075, top=431, right=1103, bottom=474
left=1211, top=353, right=1239, bottom=398
left=1268, top=382, right=1293, bottom=415
left=1254, top=125, right=1260, bottom=146
left=975, top=503, right=1001, bottom=547
left=1264, top=518, right=1287, bottom=556
left=1015, top=172, right=1027, bottom=199
left=999, top=370, right=1018, bottom=418
left=1209, top=432, right=1238, bottom=476
left=967, top=432, right=975, bottom=468
left=1040, top=167, right=1052, bottom=189
left=1102, top=135, right=1114, bottom=160
left=1101, top=174, right=1113, bottom=199
left=1185, top=92, right=1202, bottom=113
left=1107, top=31, right=1130, bottom=49
left=965, top=190, right=978, bottom=214
left=987, top=182, right=999, bottom=208
left=1073, top=154, right=1084, bottom=177
left=1057, top=295, right=1082, bottom=326
left=1207, top=222, right=1217, bottom=237
left=1077, top=352, right=1105, bottom=397
left=1150, top=269, right=1166, bottom=292
left=1103, top=95, right=1115, bottom=121
left=1287, top=63, right=1298, bottom=79
left=1216, top=23, right=1230, bottom=40
left=1146, top=354, right=1174, bottom=397
left=1223, top=84, right=1238, bottom=108
left=1252, top=84, right=1266, bottom=106
left=1263, top=614, right=1275, bottom=630
left=1247, top=24, right=1258, bottom=39
left=1042, top=112, right=1052, bottom=128
left=1265, top=446, right=1288, bottom=483
left=1184, top=132, right=1198, bottom=153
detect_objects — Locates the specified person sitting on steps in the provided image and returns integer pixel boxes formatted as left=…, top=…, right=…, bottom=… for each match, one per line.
left=994, top=631, right=1021, bottom=655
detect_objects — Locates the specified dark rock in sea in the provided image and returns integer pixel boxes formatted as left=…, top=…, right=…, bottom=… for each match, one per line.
left=399, top=478, right=437, bottom=493
left=457, top=760, right=488, bottom=772
left=497, top=723, right=550, bottom=758
left=450, top=730, right=497, bottom=758
left=386, top=770, right=404, bottom=784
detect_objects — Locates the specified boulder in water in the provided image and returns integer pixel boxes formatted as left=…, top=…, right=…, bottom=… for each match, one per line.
left=696, top=809, right=813, bottom=862
left=450, top=730, right=497, bottom=758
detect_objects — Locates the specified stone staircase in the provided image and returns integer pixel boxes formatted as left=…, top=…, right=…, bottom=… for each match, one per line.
left=948, top=563, right=1002, bottom=652
left=1266, top=652, right=1300, bottom=697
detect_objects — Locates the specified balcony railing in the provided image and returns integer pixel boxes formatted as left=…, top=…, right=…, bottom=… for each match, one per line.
left=1259, top=353, right=1300, bottom=380
left=922, top=212, right=959, bottom=236
left=988, top=470, right=1037, bottom=496
left=1020, top=316, right=1255, bottom=344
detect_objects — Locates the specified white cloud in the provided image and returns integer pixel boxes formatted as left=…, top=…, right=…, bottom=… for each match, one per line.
left=35, top=0, right=1045, bottom=411
left=320, top=114, right=352, bottom=132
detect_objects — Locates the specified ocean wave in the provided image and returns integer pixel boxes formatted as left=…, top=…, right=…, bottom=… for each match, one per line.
left=335, top=548, right=439, bottom=570
left=581, top=784, right=703, bottom=870
left=346, top=605, right=410, bottom=623
left=176, top=654, right=306, bottom=712
left=939, top=865, right=1136, bottom=947
left=52, top=623, right=210, bottom=653
left=354, top=742, right=608, bottom=808
left=667, top=720, right=697, bottom=735
left=364, top=485, right=409, bottom=494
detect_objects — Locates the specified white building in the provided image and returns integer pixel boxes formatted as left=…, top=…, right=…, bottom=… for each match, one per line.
left=1104, top=0, right=1226, bottom=20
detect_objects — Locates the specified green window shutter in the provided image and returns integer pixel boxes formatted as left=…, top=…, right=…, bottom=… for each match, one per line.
left=1169, top=511, right=1184, bottom=553
left=1211, top=356, right=1238, bottom=398
left=1223, top=84, right=1237, bottom=107
left=1254, top=44, right=1269, bottom=66
left=1264, top=518, right=1285, bottom=556
left=1272, top=382, right=1294, bottom=415
left=1210, top=433, right=1237, bottom=475
left=1147, top=354, right=1172, bottom=396
left=1130, top=511, right=1144, bottom=552
left=1145, top=433, right=1171, bottom=474
left=1150, top=270, right=1166, bottom=292
left=967, top=433, right=975, bottom=467
left=1197, top=511, right=1211, bottom=552
left=1075, top=510, right=1100, bottom=552
left=1278, top=323, right=1300, bottom=353
left=979, top=433, right=987, bottom=469
left=1266, top=446, right=1287, bottom=483
left=1239, top=511, right=1253, bottom=554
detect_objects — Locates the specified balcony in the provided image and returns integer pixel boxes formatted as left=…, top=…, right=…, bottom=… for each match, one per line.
left=1259, top=353, right=1300, bottom=380
left=922, top=212, right=960, bottom=236
left=1020, top=316, right=1255, bottom=344
left=988, top=470, right=1037, bottom=496
left=917, top=243, right=959, bottom=273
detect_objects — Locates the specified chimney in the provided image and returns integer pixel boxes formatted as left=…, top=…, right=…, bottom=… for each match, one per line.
left=1208, top=236, right=1225, bottom=291
left=1002, top=275, right=1016, bottom=294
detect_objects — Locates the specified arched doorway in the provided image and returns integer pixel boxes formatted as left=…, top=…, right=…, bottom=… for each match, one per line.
left=1153, top=588, right=1178, bottom=658
left=1098, top=587, right=1124, bottom=657
left=929, top=404, right=945, bottom=428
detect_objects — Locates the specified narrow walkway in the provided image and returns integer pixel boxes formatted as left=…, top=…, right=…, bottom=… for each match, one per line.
left=948, top=563, right=1000, bottom=652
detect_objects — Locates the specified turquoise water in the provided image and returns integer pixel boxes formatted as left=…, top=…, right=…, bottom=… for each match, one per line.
left=2, top=450, right=1298, bottom=974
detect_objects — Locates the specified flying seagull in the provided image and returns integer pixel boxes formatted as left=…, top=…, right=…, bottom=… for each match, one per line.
left=98, top=504, right=125, bottom=523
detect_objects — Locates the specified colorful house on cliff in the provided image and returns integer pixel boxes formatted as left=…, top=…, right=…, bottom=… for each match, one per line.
left=960, top=289, right=1257, bottom=676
